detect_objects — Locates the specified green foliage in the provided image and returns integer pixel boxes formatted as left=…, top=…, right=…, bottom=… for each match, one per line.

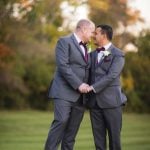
left=0, top=0, right=149, bottom=112
left=0, top=0, right=60, bottom=110
left=136, top=30, right=150, bottom=58
left=122, top=30, right=150, bottom=112
left=24, top=55, right=55, bottom=110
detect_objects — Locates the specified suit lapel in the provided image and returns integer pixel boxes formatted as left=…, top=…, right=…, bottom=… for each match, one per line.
left=71, top=34, right=88, bottom=64
left=95, top=51, right=104, bottom=68
left=96, top=44, right=113, bottom=67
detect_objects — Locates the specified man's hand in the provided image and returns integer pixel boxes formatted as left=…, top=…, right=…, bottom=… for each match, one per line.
left=78, top=83, right=90, bottom=93
left=86, top=86, right=93, bottom=93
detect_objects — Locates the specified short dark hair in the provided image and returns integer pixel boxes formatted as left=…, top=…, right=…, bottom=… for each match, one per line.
left=97, top=24, right=113, bottom=41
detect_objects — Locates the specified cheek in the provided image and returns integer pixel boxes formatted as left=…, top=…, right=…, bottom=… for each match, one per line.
left=98, top=35, right=103, bottom=41
left=86, top=33, right=91, bottom=38
left=95, top=35, right=100, bottom=41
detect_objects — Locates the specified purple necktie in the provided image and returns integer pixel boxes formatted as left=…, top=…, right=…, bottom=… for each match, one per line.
left=79, top=41, right=88, bottom=62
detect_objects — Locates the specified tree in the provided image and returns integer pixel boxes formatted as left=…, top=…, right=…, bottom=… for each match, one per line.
left=87, top=0, right=143, bottom=49
left=122, top=30, right=150, bottom=112
left=133, top=30, right=150, bottom=110
left=0, top=0, right=65, bottom=110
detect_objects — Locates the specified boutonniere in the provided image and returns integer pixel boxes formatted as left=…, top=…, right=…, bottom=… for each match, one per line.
left=102, top=50, right=111, bottom=57
left=103, top=50, right=111, bottom=62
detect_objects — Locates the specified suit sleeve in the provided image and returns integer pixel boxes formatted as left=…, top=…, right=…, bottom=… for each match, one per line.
left=55, top=38, right=82, bottom=90
left=92, top=55, right=125, bottom=93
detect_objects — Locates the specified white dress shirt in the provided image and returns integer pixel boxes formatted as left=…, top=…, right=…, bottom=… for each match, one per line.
left=97, top=42, right=112, bottom=63
left=73, top=33, right=85, bottom=56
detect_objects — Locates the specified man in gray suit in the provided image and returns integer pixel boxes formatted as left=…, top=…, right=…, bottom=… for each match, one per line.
left=45, top=19, right=95, bottom=150
left=87, top=24, right=127, bottom=150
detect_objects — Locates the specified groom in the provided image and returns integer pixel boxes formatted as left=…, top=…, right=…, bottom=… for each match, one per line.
left=87, top=24, right=127, bottom=150
left=45, top=19, right=95, bottom=150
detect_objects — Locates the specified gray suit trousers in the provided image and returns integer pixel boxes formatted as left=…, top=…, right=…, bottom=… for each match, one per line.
left=45, top=98, right=85, bottom=150
left=90, top=106, right=122, bottom=150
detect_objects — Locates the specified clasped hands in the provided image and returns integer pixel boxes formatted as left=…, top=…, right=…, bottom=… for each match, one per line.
left=78, top=83, right=93, bottom=93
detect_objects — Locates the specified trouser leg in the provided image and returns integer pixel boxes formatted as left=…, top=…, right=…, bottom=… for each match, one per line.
left=103, top=107, right=122, bottom=150
left=90, top=108, right=107, bottom=150
left=44, top=100, right=72, bottom=150
left=61, top=97, right=85, bottom=150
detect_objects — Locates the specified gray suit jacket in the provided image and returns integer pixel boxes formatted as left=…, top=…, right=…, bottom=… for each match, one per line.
left=48, top=34, right=90, bottom=102
left=88, top=44, right=127, bottom=108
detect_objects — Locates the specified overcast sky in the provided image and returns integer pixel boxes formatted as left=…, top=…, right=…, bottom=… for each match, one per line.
left=129, top=0, right=150, bottom=28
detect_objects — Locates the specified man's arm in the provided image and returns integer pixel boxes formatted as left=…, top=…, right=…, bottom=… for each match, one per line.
left=56, top=38, right=88, bottom=91
left=90, top=55, right=125, bottom=93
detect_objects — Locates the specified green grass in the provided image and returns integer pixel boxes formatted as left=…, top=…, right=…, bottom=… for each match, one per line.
left=0, top=111, right=150, bottom=150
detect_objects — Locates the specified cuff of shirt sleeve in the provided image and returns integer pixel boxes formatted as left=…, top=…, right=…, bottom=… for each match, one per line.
left=91, top=86, right=96, bottom=93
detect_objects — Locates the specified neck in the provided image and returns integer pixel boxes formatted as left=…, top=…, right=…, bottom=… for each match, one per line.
left=100, top=40, right=110, bottom=47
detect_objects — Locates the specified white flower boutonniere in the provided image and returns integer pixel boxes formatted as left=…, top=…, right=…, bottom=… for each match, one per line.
left=102, top=50, right=111, bottom=57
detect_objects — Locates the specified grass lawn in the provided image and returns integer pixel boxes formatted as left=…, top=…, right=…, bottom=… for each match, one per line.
left=0, top=110, right=150, bottom=150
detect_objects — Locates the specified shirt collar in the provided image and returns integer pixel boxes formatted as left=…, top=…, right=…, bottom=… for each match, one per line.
left=103, top=42, right=112, bottom=50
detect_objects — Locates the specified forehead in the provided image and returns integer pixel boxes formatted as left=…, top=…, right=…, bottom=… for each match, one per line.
left=95, top=27, right=102, bottom=33
left=89, top=24, right=95, bottom=31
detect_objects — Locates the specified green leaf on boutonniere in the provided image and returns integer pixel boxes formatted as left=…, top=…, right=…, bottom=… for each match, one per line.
left=87, top=40, right=92, bottom=53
